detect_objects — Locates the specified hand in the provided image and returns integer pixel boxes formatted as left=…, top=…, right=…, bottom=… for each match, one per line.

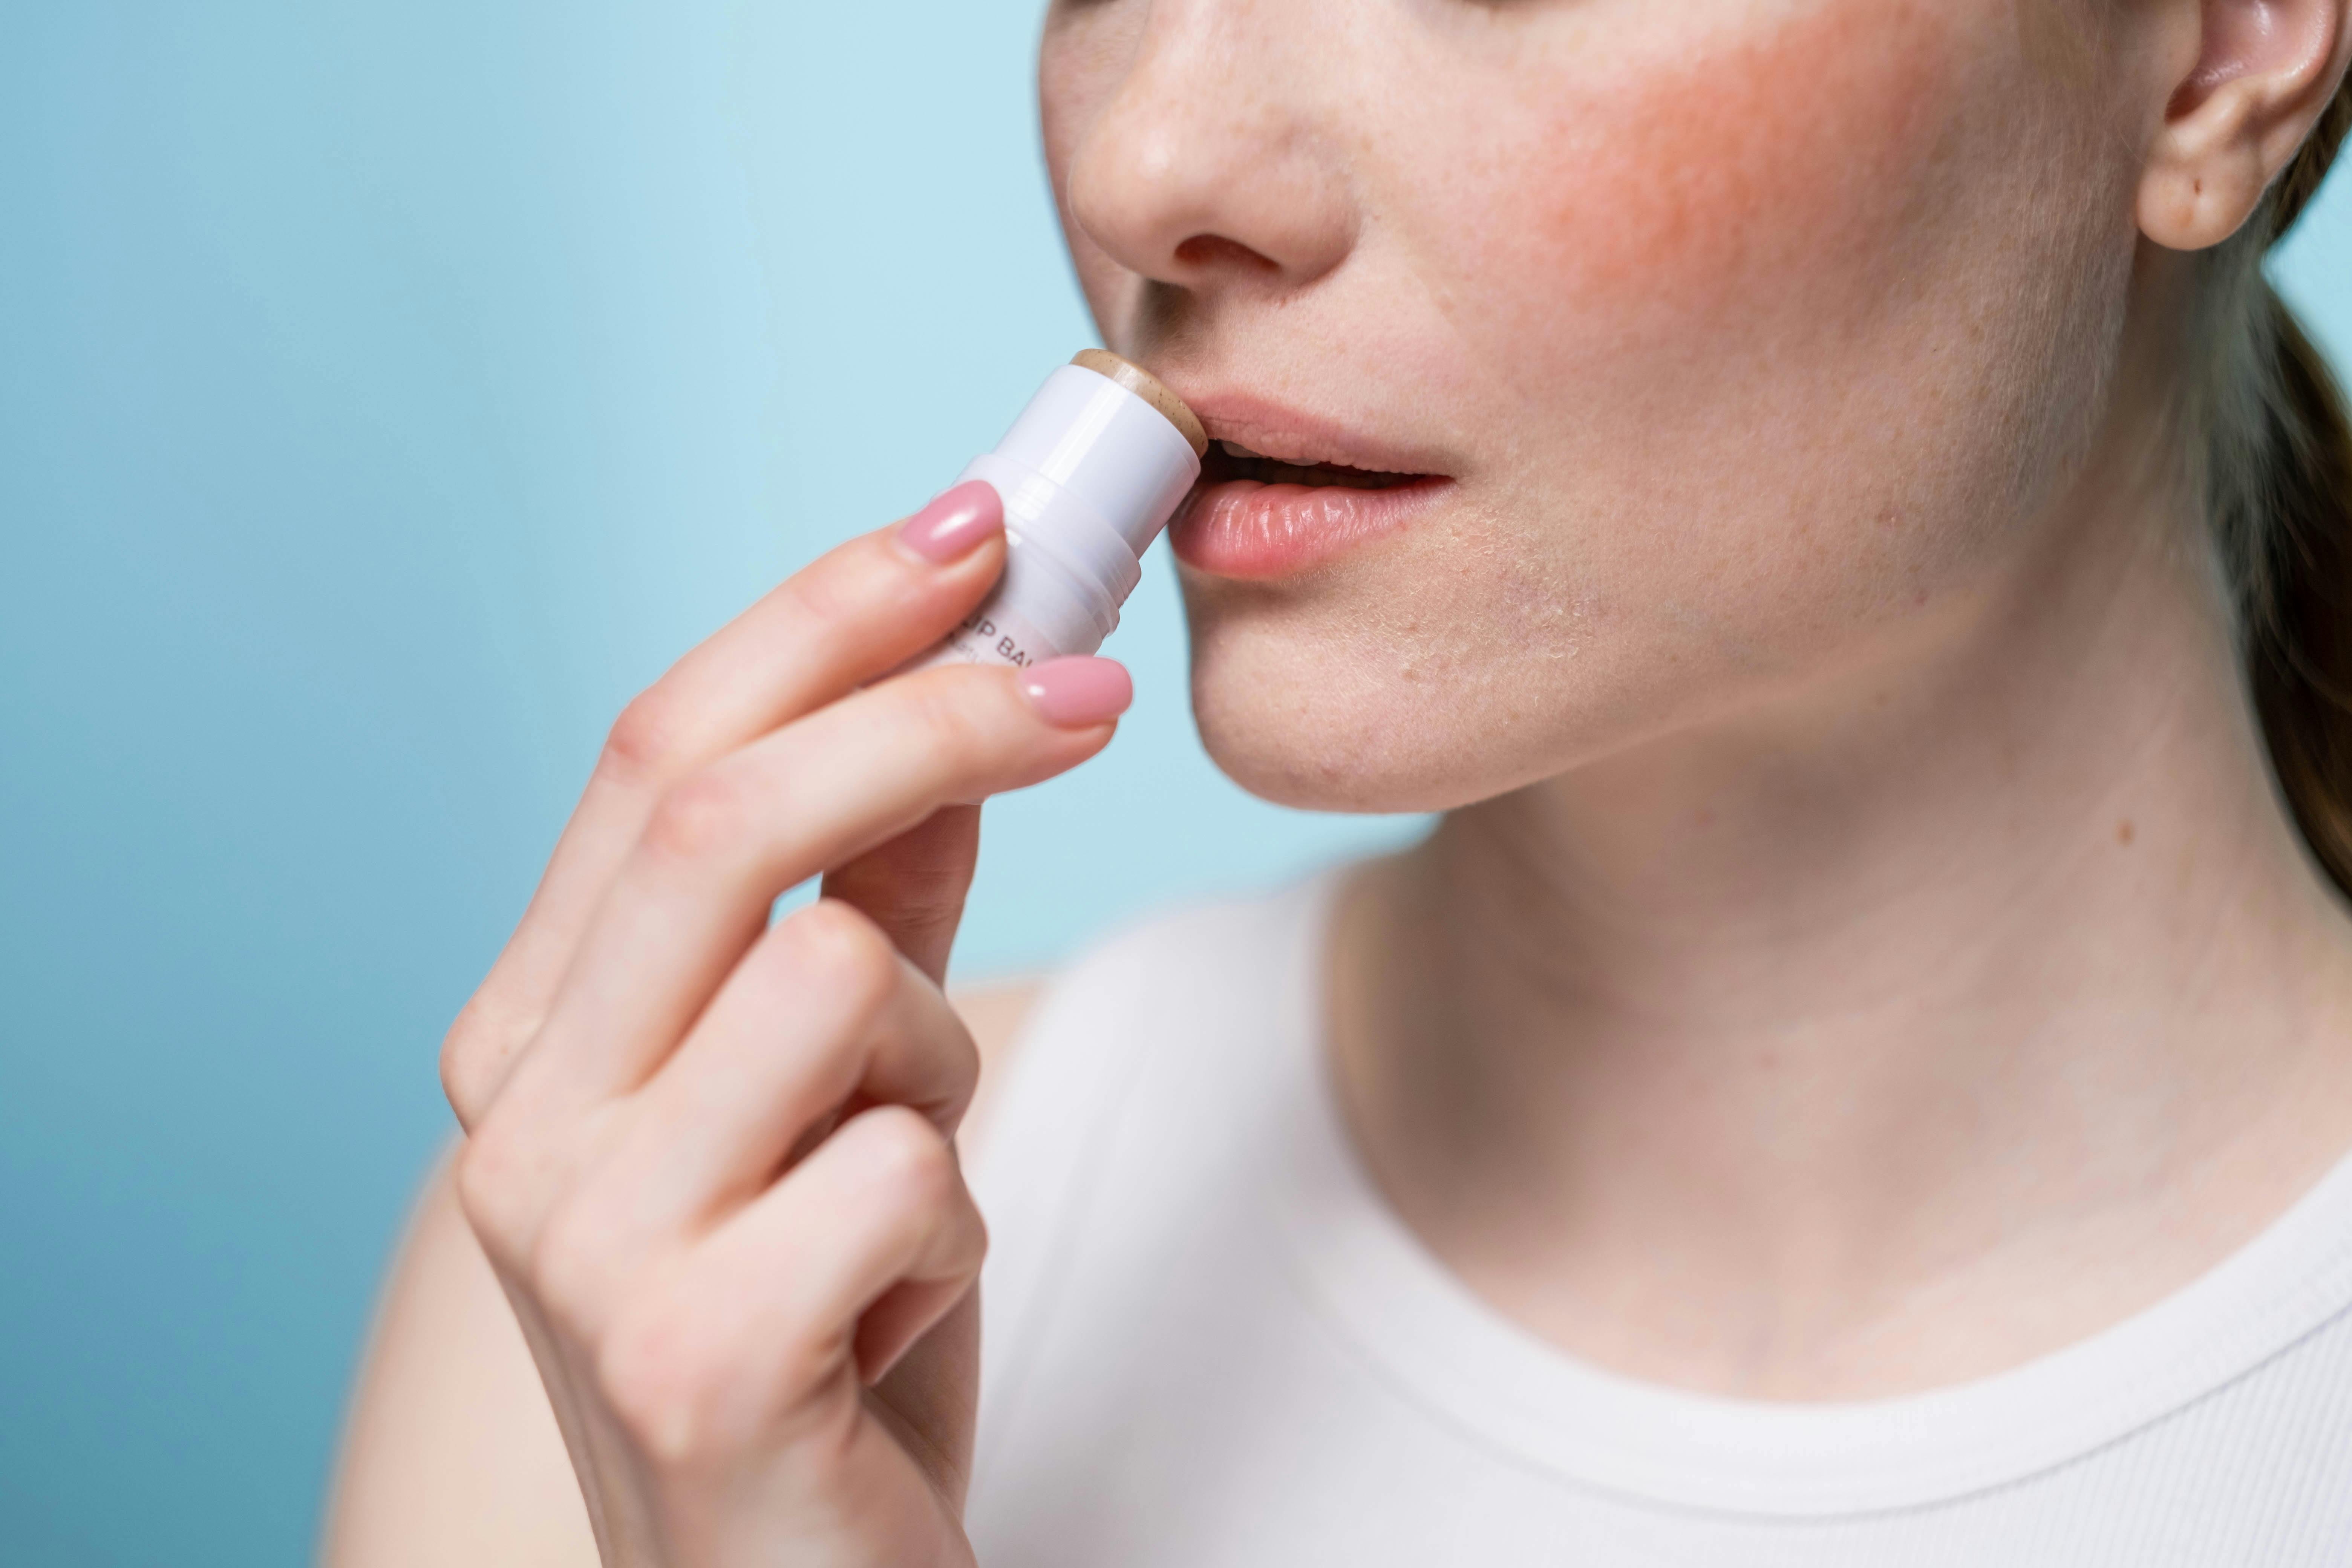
left=438, top=481, right=1125, bottom=1566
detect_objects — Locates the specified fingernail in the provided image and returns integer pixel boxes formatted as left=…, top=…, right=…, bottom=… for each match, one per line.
left=1019, top=657, right=1132, bottom=728
left=895, top=480, right=1002, bottom=563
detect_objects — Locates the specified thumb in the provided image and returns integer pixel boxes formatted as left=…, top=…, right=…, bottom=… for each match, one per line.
left=818, top=803, right=982, bottom=988
left=867, top=1286, right=983, bottom=1512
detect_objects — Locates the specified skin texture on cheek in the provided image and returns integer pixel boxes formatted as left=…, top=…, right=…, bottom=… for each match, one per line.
left=1483, top=0, right=1976, bottom=338
left=2016, top=0, right=2103, bottom=89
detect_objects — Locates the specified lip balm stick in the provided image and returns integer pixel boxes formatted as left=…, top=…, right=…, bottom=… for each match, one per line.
left=902, top=350, right=1207, bottom=673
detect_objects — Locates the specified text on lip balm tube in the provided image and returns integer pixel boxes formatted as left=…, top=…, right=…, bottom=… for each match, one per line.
left=959, top=611, right=1035, bottom=669
left=922, top=599, right=1060, bottom=671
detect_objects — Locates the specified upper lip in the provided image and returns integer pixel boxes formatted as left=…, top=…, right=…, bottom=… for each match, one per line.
left=1168, top=387, right=1455, bottom=478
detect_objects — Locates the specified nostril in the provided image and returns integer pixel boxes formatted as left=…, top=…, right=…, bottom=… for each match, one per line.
left=1173, top=233, right=1283, bottom=276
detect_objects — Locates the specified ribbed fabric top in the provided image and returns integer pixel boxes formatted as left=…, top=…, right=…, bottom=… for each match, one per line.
left=963, top=866, right=2352, bottom=1566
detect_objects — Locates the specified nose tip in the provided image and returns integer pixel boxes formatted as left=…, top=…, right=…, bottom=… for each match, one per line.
left=1063, top=42, right=1356, bottom=294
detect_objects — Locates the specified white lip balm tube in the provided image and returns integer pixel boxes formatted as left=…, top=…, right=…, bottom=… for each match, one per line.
left=904, top=350, right=1206, bottom=672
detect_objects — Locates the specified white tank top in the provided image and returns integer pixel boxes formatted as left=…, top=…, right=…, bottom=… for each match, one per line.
left=962, top=865, right=2352, bottom=1565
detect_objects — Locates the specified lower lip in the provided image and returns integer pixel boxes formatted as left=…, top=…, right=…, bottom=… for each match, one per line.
left=1167, top=476, right=1452, bottom=579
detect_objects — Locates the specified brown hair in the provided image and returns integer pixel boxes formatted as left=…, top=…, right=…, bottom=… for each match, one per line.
left=2203, top=77, right=2352, bottom=899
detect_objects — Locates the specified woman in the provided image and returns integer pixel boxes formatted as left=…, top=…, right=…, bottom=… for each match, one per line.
left=325, top=1, right=2352, bottom=1562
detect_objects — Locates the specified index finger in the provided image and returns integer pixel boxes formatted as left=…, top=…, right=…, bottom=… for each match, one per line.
left=443, top=483, right=1004, bottom=1124
left=486, top=657, right=1124, bottom=1124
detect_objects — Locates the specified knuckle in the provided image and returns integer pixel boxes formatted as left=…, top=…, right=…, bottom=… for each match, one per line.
left=438, top=992, right=525, bottom=1129
left=945, top=1019, right=983, bottom=1109
left=439, top=1015, right=492, bottom=1127
left=954, top=1197, right=992, bottom=1276
left=781, top=899, right=900, bottom=1012
left=642, top=765, right=752, bottom=863
left=528, top=1196, right=626, bottom=1341
left=453, top=1124, right=540, bottom=1267
left=855, top=1105, right=957, bottom=1210
left=598, top=687, right=682, bottom=790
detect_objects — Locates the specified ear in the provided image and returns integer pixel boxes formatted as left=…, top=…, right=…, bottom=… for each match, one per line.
left=2138, top=0, right=2352, bottom=249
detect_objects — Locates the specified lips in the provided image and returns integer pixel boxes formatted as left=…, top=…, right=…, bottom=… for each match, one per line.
left=1200, top=439, right=1425, bottom=492
left=1165, top=391, right=1455, bottom=579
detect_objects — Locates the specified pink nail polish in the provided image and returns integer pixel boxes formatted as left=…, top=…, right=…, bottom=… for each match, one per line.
left=1019, top=657, right=1133, bottom=728
left=895, top=480, right=1003, bottom=563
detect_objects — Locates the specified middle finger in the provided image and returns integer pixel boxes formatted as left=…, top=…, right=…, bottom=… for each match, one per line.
left=553, top=900, right=976, bottom=1276
left=494, top=657, right=1122, bottom=1127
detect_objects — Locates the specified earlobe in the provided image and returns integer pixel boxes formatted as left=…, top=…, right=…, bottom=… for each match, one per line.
left=2139, top=87, right=2280, bottom=248
left=2136, top=0, right=2352, bottom=250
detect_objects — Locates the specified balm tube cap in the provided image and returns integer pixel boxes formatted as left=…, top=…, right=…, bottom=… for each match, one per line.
left=917, top=351, right=1205, bottom=670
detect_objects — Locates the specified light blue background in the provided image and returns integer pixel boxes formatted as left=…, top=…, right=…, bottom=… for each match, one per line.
left=2, top=4, right=2347, bottom=1563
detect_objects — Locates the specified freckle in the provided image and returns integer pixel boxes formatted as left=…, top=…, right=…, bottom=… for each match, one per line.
left=2117, top=819, right=2135, bottom=846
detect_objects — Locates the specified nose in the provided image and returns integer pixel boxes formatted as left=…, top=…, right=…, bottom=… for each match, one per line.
left=1062, top=7, right=1357, bottom=293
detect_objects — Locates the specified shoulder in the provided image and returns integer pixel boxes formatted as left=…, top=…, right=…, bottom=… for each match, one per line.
left=322, top=1146, right=598, bottom=1566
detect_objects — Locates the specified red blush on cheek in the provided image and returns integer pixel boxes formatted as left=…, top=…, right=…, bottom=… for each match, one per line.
left=1510, top=1, right=1971, bottom=329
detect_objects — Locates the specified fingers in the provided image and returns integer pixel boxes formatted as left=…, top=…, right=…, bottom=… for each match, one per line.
left=593, top=1106, right=986, bottom=1463
left=819, top=804, right=983, bottom=988
left=818, top=662, right=1138, bottom=988
left=463, top=921, right=988, bottom=1448
left=442, top=484, right=1006, bottom=1129
left=492, top=660, right=1121, bottom=1128
left=460, top=893, right=978, bottom=1324
left=867, top=1286, right=982, bottom=1507
left=541, top=902, right=978, bottom=1286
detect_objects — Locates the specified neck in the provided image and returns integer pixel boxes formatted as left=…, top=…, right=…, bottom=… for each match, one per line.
left=1332, top=413, right=2352, bottom=1401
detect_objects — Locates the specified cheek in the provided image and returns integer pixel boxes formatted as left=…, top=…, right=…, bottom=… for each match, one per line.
left=1467, top=0, right=1979, bottom=337
left=1399, top=0, right=2092, bottom=617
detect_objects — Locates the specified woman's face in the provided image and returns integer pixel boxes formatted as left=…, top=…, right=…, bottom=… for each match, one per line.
left=1040, top=0, right=2151, bottom=812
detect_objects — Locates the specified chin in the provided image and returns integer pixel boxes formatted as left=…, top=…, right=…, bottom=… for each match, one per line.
left=1188, top=667, right=1462, bottom=816
left=1181, top=585, right=1601, bottom=817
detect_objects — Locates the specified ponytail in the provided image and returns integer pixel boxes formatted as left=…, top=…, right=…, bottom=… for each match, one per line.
left=2245, top=287, right=2352, bottom=897
left=2207, top=81, right=2352, bottom=900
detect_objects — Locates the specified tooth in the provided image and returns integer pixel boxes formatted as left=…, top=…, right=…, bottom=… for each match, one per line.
left=1219, top=439, right=1269, bottom=461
